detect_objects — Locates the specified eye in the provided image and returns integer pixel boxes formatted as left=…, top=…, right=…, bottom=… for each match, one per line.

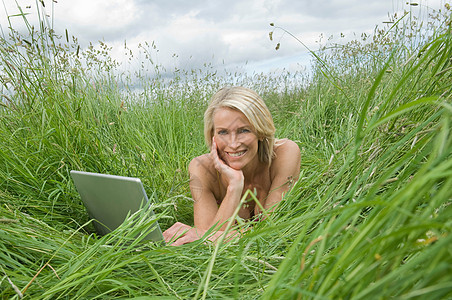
left=238, top=128, right=250, bottom=134
left=217, top=129, right=228, bottom=135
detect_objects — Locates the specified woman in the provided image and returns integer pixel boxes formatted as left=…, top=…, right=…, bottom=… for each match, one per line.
left=163, top=86, right=301, bottom=246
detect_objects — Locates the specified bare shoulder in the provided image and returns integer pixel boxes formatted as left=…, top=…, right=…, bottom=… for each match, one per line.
left=188, top=153, right=219, bottom=203
left=188, top=153, right=216, bottom=181
left=271, top=138, right=301, bottom=179
left=274, top=138, right=301, bottom=158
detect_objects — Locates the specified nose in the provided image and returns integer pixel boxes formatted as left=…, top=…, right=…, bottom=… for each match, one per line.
left=228, top=133, right=241, bottom=149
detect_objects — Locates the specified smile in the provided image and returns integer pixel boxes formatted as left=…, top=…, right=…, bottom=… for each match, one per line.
left=227, top=150, right=246, bottom=158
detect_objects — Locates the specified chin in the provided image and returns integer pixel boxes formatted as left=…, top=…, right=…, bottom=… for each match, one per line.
left=229, top=164, right=243, bottom=170
left=224, top=160, right=244, bottom=170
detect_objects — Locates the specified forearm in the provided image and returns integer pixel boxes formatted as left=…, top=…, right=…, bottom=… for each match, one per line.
left=207, top=185, right=242, bottom=230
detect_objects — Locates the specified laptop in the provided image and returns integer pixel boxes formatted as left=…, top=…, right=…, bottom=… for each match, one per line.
left=70, top=170, right=164, bottom=243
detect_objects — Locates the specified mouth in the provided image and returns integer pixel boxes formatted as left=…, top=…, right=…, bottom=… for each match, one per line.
left=227, top=150, right=247, bottom=158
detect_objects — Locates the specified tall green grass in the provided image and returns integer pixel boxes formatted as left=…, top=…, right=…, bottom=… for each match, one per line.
left=1, top=2, right=451, bottom=299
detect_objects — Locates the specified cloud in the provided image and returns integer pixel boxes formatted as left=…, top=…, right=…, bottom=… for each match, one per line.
left=54, top=0, right=146, bottom=43
left=1, top=0, right=446, bottom=76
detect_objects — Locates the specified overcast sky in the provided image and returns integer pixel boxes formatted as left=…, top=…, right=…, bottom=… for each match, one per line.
left=0, top=0, right=446, bottom=76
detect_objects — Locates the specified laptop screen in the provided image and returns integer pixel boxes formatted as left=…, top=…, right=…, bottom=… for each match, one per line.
left=70, top=170, right=164, bottom=242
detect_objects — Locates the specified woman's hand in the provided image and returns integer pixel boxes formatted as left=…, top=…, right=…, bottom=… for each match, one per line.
left=163, top=222, right=204, bottom=246
left=211, top=137, right=244, bottom=190
left=162, top=222, right=239, bottom=246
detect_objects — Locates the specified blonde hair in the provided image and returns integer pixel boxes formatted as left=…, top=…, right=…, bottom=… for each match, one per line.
left=204, top=86, right=276, bottom=165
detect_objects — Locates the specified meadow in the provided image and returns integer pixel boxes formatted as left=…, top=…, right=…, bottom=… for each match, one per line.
left=0, top=3, right=451, bottom=299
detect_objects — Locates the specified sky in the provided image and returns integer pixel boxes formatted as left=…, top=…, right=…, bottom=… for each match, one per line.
left=0, top=0, right=447, bottom=76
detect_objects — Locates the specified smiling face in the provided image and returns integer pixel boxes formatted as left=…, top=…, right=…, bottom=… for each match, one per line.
left=213, top=107, right=259, bottom=170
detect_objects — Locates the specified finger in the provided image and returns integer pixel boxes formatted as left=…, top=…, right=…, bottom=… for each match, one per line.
left=162, top=222, right=182, bottom=239
left=211, top=136, right=216, bottom=151
left=166, top=229, right=189, bottom=244
left=211, top=137, right=224, bottom=171
left=163, top=222, right=190, bottom=243
left=170, top=235, right=191, bottom=246
left=170, top=228, right=201, bottom=246
left=211, top=137, right=219, bottom=159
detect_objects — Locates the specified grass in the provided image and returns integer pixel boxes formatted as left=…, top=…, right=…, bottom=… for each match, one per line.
left=1, top=1, right=451, bottom=299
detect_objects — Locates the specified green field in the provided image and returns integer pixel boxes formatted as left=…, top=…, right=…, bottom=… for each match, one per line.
left=1, top=3, right=451, bottom=299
